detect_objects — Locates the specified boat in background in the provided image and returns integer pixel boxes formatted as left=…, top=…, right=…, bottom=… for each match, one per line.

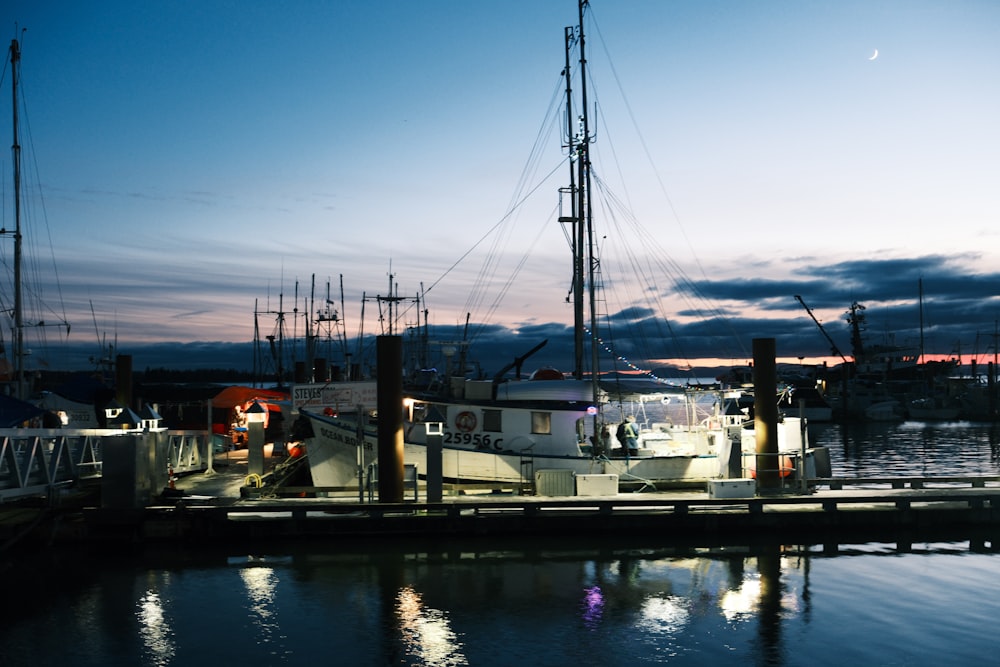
left=864, top=399, right=906, bottom=421
left=1, top=37, right=74, bottom=407
left=906, top=395, right=961, bottom=421
left=33, top=374, right=115, bottom=427
left=716, top=366, right=834, bottom=424
left=817, top=300, right=962, bottom=421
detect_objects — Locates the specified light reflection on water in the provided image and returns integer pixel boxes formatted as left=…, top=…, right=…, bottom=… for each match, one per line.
left=3, top=422, right=1000, bottom=665
left=395, top=586, right=468, bottom=666
left=136, top=590, right=175, bottom=667
left=3, top=536, right=1000, bottom=666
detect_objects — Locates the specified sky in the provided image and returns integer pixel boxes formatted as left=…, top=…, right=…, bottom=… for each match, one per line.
left=1, top=0, right=999, bottom=380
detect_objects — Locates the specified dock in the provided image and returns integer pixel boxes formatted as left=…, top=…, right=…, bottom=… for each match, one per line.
left=4, top=449, right=1000, bottom=552
left=68, top=459, right=1000, bottom=547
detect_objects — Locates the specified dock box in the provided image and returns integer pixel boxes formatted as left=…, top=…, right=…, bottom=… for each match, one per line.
left=575, top=473, right=619, bottom=496
left=535, top=469, right=576, bottom=496
left=707, top=478, right=756, bottom=498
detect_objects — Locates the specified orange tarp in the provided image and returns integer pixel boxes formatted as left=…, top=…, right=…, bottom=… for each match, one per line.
left=211, top=386, right=289, bottom=410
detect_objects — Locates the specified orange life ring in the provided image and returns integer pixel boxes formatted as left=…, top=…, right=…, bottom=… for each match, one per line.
left=455, top=411, right=477, bottom=432
left=748, top=454, right=794, bottom=479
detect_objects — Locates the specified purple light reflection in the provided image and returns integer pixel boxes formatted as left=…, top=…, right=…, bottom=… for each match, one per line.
left=581, top=585, right=605, bottom=629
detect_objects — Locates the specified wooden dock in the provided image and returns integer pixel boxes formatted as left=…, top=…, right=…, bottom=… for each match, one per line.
left=66, top=473, right=1000, bottom=548
left=5, top=452, right=999, bottom=552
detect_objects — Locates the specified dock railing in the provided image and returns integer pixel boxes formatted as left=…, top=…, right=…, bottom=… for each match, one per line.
left=0, top=428, right=212, bottom=504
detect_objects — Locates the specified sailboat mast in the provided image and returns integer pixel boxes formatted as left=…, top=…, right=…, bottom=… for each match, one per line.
left=306, top=274, right=316, bottom=380
left=578, top=0, right=600, bottom=408
left=10, top=38, right=24, bottom=400
left=563, top=25, right=583, bottom=380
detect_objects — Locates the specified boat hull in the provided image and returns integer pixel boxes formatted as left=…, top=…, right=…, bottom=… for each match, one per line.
left=301, top=408, right=813, bottom=492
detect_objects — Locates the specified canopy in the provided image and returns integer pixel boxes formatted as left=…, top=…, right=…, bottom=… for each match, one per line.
left=211, top=386, right=289, bottom=410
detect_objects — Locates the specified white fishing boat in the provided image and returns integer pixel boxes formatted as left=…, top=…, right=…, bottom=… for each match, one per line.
left=299, top=376, right=802, bottom=491
left=298, top=1, right=821, bottom=493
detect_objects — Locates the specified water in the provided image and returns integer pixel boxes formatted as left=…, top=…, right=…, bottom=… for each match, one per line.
left=3, top=421, right=1000, bottom=666
left=812, top=419, right=1000, bottom=478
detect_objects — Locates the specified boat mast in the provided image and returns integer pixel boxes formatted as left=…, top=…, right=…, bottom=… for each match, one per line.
left=569, top=1, right=601, bottom=416
left=561, top=23, right=583, bottom=380
left=578, top=0, right=600, bottom=411
left=9, top=38, right=24, bottom=400
left=306, top=274, right=316, bottom=380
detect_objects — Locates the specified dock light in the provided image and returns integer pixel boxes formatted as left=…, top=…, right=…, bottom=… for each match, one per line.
left=425, top=421, right=444, bottom=502
left=104, top=399, right=125, bottom=421
left=246, top=400, right=267, bottom=424
left=139, top=404, right=163, bottom=431
left=107, top=406, right=141, bottom=430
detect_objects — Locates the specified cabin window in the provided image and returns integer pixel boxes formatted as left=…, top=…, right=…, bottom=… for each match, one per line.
left=531, top=412, right=551, bottom=435
left=482, top=409, right=502, bottom=432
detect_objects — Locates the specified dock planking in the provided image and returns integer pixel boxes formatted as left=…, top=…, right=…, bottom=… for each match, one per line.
left=67, top=478, right=1000, bottom=547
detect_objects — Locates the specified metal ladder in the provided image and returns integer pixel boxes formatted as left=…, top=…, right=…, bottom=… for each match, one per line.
left=519, top=450, right=535, bottom=495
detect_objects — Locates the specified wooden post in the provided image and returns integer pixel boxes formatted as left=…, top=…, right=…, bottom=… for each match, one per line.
left=753, top=338, right=780, bottom=491
left=377, top=335, right=404, bottom=503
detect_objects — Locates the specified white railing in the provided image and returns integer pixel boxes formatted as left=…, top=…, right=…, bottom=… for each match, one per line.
left=0, top=428, right=211, bottom=503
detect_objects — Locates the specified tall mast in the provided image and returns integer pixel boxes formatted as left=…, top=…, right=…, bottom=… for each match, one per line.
left=10, top=38, right=24, bottom=399
left=579, top=0, right=600, bottom=411
left=306, top=274, right=317, bottom=380
left=561, top=24, right=583, bottom=380
left=570, top=0, right=600, bottom=415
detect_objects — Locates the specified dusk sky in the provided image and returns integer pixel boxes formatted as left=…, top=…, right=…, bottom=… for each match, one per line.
left=2, top=1, right=998, bottom=379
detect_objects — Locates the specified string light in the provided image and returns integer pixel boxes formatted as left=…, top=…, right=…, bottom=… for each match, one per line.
left=585, top=326, right=674, bottom=384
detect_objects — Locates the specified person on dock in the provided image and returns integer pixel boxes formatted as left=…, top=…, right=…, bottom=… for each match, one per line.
left=623, top=415, right=639, bottom=454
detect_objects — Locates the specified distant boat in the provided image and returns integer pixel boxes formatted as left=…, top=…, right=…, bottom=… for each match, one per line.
left=820, top=300, right=960, bottom=421
left=907, top=396, right=961, bottom=421
left=34, top=374, right=115, bottom=428
left=717, top=366, right=834, bottom=424
left=847, top=301, right=922, bottom=379
left=298, top=1, right=822, bottom=493
left=864, top=399, right=906, bottom=422
left=779, top=384, right=834, bottom=423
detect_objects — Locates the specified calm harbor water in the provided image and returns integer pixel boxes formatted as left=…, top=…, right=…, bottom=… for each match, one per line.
left=3, top=420, right=1000, bottom=666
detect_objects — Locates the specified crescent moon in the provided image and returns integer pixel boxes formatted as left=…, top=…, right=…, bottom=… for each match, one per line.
left=868, top=49, right=879, bottom=60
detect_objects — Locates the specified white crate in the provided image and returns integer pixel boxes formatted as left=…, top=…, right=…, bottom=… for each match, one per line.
left=535, top=469, right=576, bottom=496
left=707, top=478, right=756, bottom=498
left=575, top=473, right=619, bottom=496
